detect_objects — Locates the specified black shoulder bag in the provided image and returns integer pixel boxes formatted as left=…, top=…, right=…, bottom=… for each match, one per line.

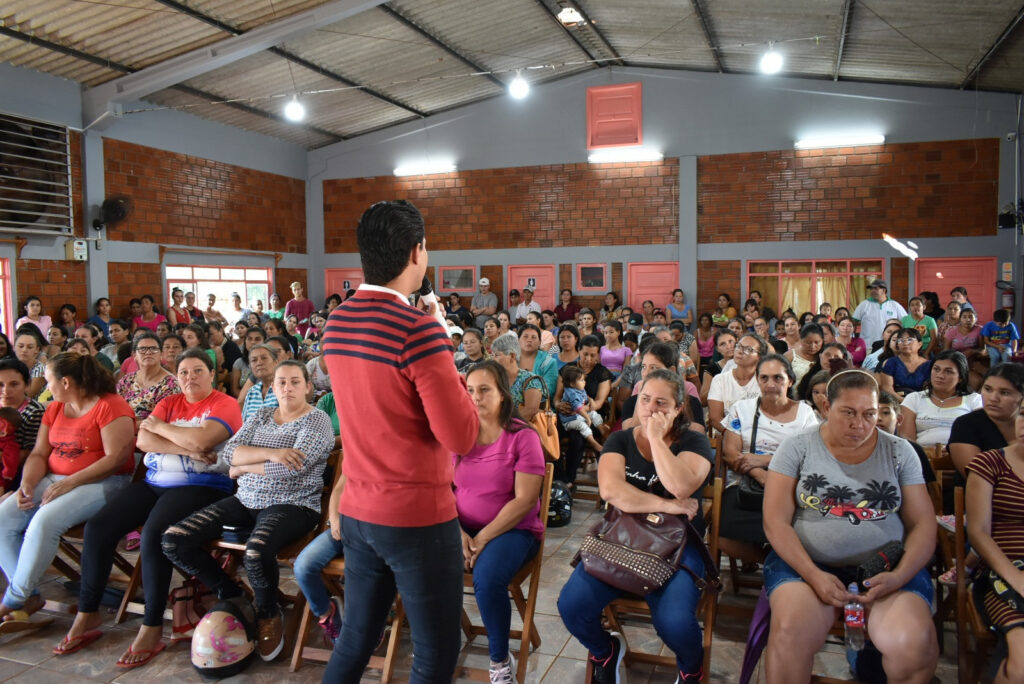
left=736, top=398, right=767, bottom=511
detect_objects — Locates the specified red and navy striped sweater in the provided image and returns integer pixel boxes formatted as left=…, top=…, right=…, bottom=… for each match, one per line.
left=323, top=285, right=479, bottom=527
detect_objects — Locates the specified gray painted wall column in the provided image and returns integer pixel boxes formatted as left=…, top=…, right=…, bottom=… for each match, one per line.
left=679, top=156, right=698, bottom=304
left=82, top=130, right=108, bottom=305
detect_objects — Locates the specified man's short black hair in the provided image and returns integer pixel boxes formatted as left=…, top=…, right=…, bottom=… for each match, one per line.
left=357, top=200, right=425, bottom=285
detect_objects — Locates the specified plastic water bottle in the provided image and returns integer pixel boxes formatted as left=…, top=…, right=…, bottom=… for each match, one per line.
left=844, top=582, right=865, bottom=651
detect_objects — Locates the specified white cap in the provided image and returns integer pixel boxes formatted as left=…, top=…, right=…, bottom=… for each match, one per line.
left=478, top=277, right=490, bottom=286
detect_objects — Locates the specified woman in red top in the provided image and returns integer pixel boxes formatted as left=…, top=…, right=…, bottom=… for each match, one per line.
left=166, top=288, right=191, bottom=328
left=0, top=353, right=134, bottom=629
left=554, top=289, right=580, bottom=323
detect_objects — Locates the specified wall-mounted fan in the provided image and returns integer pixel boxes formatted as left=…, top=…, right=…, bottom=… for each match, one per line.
left=92, top=196, right=132, bottom=231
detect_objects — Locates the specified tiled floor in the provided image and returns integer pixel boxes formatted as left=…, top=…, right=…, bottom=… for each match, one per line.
left=0, top=492, right=963, bottom=683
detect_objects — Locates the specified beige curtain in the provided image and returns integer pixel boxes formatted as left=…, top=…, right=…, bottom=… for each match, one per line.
left=816, top=276, right=849, bottom=311
left=781, top=277, right=812, bottom=314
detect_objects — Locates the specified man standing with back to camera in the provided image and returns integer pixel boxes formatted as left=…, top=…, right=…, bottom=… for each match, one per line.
left=321, top=200, right=480, bottom=683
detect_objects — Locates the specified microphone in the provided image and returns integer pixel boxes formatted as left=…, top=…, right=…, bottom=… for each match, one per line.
left=418, top=277, right=448, bottom=331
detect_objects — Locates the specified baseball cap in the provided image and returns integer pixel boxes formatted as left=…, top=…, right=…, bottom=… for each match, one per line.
left=628, top=313, right=644, bottom=328
left=478, top=278, right=490, bottom=286
left=522, top=286, right=533, bottom=293
left=509, top=289, right=520, bottom=296
left=868, top=279, right=888, bottom=290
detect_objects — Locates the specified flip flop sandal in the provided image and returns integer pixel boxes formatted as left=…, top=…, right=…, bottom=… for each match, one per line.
left=0, top=610, right=54, bottom=634
left=116, top=641, right=166, bottom=669
left=125, top=531, right=141, bottom=551
left=53, top=629, right=102, bottom=655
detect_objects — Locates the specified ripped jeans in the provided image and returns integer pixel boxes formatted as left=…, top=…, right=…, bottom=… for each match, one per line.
left=161, top=495, right=318, bottom=618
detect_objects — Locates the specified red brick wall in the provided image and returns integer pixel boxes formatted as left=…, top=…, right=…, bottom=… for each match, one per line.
left=323, top=160, right=679, bottom=252
left=696, top=260, right=741, bottom=318
left=16, top=260, right=88, bottom=321
left=275, top=268, right=309, bottom=302
left=890, top=257, right=910, bottom=304
left=106, top=262, right=162, bottom=318
left=697, top=139, right=999, bottom=243
left=103, top=139, right=305, bottom=252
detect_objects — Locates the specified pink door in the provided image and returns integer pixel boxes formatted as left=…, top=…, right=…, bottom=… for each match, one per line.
left=507, top=265, right=556, bottom=310
left=915, top=257, right=996, bottom=324
left=325, top=268, right=364, bottom=296
left=627, top=262, right=680, bottom=312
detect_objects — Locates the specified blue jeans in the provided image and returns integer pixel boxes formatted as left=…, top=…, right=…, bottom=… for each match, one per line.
left=294, top=528, right=345, bottom=617
left=467, top=527, right=540, bottom=662
left=763, top=550, right=935, bottom=611
left=557, top=542, right=706, bottom=674
left=0, top=473, right=127, bottom=609
left=323, top=516, right=464, bottom=684
left=987, top=345, right=1014, bottom=366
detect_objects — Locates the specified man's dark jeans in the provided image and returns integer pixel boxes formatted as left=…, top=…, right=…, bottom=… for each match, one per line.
left=322, top=515, right=464, bottom=684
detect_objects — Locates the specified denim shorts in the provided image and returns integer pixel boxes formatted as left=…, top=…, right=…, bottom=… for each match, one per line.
left=763, top=550, right=934, bottom=612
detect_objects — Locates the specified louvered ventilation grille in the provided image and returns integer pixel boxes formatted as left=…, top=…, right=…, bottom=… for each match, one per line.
left=0, top=112, right=73, bottom=234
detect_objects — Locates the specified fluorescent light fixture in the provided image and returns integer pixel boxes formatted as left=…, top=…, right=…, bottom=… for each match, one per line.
left=557, top=6, right=585, bottom=26
left=283, top=98, right=305, bottom=122
left=393, top=161, right=457, bottom=176
left=882, top=232, right=918, bottom=261
left=795, top=134, right=885, bottom=149
left=759, top=48, right=783, bottom=74
left=588, top=148, right=664, bottom=163
left=508, top=73, right=530, bottom=99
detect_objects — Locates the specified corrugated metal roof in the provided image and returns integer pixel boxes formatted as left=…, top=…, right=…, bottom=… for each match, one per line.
left=2, top=0, right=224, bottom=81
left=387, top=0, right=595, bottom=80
left=837, top=0, right=1017, bottom=86
left=579, top=0, right=720, bottom=71
left=143, top=86, right=338, bottom=147
left=283, top=9, right=501, bottom=116
left=3, top=0, right=1023, bottom=148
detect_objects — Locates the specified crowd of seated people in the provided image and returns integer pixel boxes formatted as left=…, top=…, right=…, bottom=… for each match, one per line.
left=0, top=275, right=1019, bottom=683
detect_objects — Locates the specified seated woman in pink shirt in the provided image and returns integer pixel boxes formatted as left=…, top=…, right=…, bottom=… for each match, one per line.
left=599, top=320, right=633, bottom=378
left=454, top=360, right=546, bottom=683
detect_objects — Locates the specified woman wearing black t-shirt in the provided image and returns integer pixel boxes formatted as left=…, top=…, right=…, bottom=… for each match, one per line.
left=557, top=369, right=713, bottom=683
left=949, top=363, right=1024, bottom=479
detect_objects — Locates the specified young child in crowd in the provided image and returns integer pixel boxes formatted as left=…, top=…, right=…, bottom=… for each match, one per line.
left=0, top=407, right=23, bottom=492
left=981, top=308, right=1020, bottom=365
left=818, top=302, right=833, bottom=323
left=559, top=365, right=604, bottom=453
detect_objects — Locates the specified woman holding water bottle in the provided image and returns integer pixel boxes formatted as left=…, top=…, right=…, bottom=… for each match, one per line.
left=761, top=369, right=938, bottom=684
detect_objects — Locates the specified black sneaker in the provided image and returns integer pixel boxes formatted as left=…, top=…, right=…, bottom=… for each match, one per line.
left=589, top=632, right=624, bottom=684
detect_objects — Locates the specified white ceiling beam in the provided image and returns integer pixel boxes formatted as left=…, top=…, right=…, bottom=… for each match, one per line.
left=81, top=0, right=388, bottom=129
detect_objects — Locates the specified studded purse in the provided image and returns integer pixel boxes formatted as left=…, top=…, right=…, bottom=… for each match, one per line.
left=572, top=505, right=721, bottom=596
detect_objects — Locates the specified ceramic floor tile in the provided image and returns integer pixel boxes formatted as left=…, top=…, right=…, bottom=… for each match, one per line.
left=0, top=658, right=30, bottom=682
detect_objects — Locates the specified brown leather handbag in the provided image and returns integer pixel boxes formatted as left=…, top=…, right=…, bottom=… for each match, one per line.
left=526, top=374, right=560, bottom=461
left=572, top=505, right=721, bottom=596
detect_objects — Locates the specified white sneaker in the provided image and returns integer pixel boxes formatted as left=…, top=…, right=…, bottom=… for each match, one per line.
left=489, top=653, right=516, bottom=684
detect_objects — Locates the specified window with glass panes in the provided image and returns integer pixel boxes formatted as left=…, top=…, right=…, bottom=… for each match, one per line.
left=747, top=260, right=884, bottom=317
left=164, top=265, right=272, bottom=324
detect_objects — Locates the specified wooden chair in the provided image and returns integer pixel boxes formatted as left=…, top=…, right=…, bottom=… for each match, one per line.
left=454, top=462, right=555, bottom=683
left=927, top=443, right=956, bottom=650
left=287, top=555, right=404, bottom=682
left=45, top=453, right=149, bottom=614
left=953, top=486, right=997, bottom=684
left=587, top=476, right=723, bottom=682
